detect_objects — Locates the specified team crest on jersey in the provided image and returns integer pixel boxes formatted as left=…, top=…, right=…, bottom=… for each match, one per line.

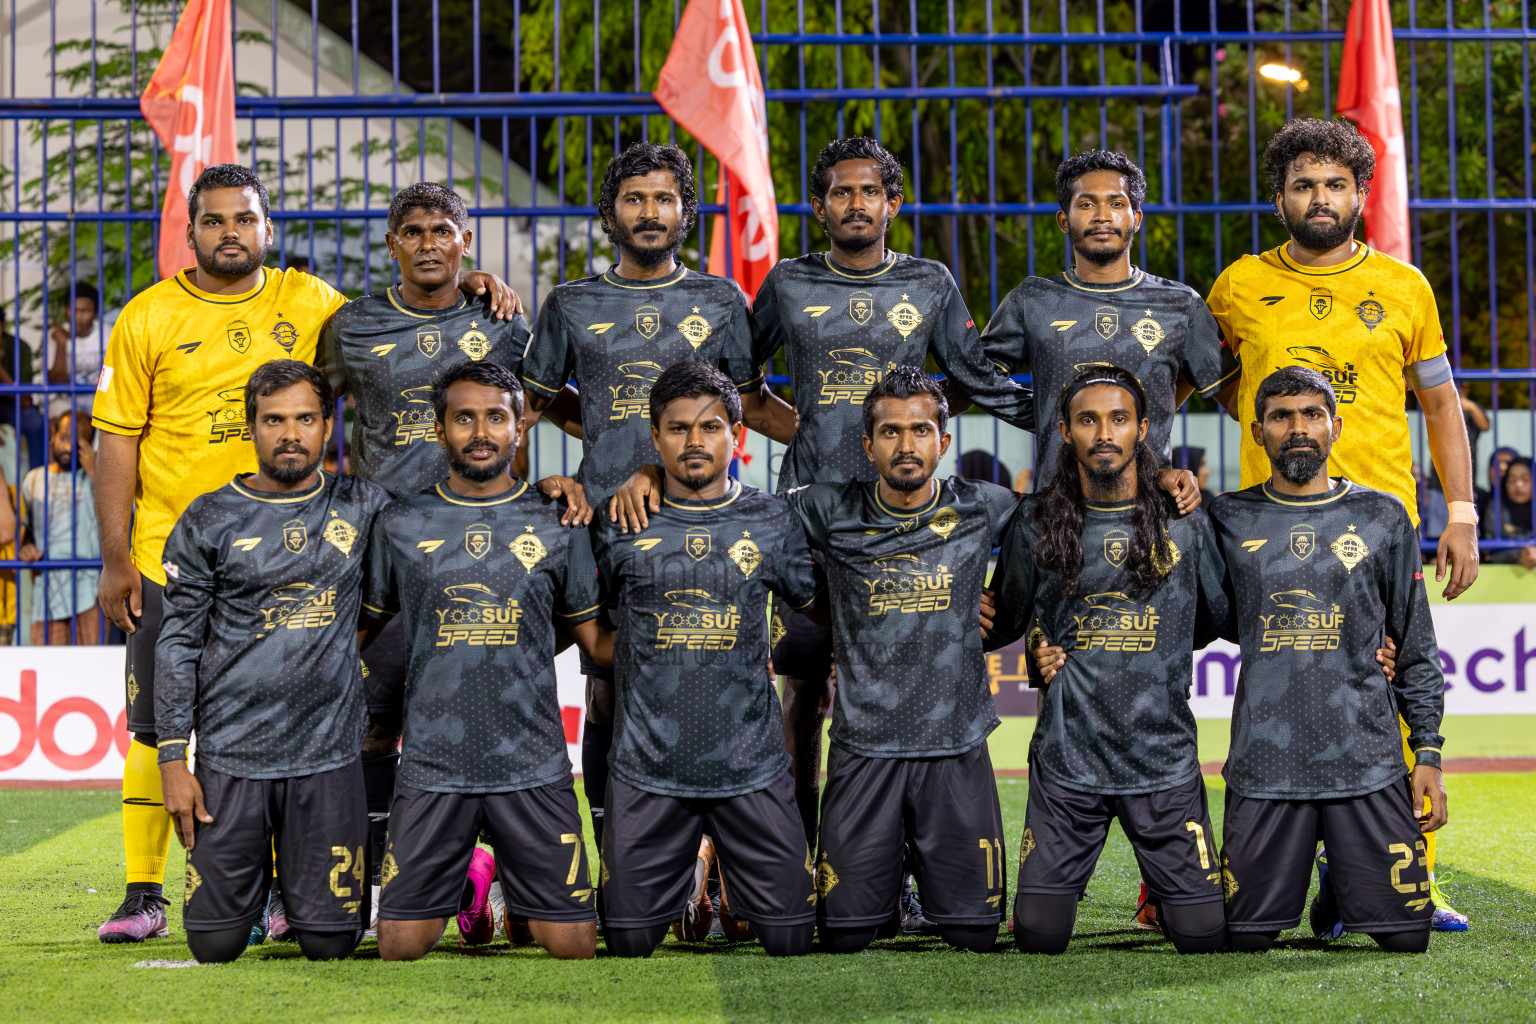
left=511, top=525, right=548, bottom=573
left=728, top=534, right=762, bottom=578
left=379, top=852, right=399, bottom=891
left=676, top=311, right=713, bottom=350
left=283, top=519, right=308, bottom=554
left=126, top=670, right=140, bottom=708
left=770, top=613, right=787, bottom=648
left=635, top=305, right=661, bottom=339
left=1355, top=298, right=1387, bottom=331
left=1151, top=534, right=1182, bottom=575
left=1104, top=528, right=1129, bottom=567
left=1309, top=288, right=1333, bottom=320
left=1290, top=525, right=1316, bottom=560
left=465, top=523, right=493, bottom=560
left=185, top=863, right=202, bottom=905
left=226, top=319, right=253, bottom=354
left=849, top=291, right=874, bottom=326
left=1018, top=827, right=1037, bottom=866
left=324, top=515, right=359, bottom=557
left=928, top=506, right=960, bottom=541
left=417, top=325, right=443, bottom=358
left=684, top=526, right=712, bottom=562
left=1330, top=526, right=1370, bottom=573
left=1130, top=312, right=1166, bottom=354
left=1094, top=306, right=1119, bottom=339
left=1221, top=856, right=1239, bottom=900
left=270, top=319, right=299, bottom=351
left=816, top=854, right=840, bottom=899
left=886, top=296, right=923, bottom=339
left=456, top=322, right=491, bottom=360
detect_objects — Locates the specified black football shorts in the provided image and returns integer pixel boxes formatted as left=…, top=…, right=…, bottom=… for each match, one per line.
left=771, top=606, right=834, bottom=682
left=125, top=575, right=165, bottom=736
left=358, top=613, right=407, bottom=717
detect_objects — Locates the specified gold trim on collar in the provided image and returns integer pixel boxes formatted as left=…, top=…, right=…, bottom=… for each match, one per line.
left=874, top=480, right=941, bottom=519
left=821, top=251, right=897, bottom=280
left=1274, top=242, right=1371, bottom=277
left=1085, top=502, right=1135, bottom=512
left=385, top=286, right=466, bottom=320
left=435, top=479, right=530, bottom=506
left=662, top=479, right=742, bottom=511
left=601, top=265, right=688, bottom=290
left=1261, top=479, right=1353, bottom=506
left=1062, top=268, right=1145, bottom=293
left=231, top=470, right=327, bottom=503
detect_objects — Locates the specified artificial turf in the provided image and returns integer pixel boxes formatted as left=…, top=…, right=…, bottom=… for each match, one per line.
left=1, top=774, right=1532, bottom=1024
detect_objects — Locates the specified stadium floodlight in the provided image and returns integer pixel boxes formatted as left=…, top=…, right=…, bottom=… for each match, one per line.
left=1258, top=63, right=1303, bottom=83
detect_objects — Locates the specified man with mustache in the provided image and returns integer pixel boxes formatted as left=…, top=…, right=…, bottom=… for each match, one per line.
left=154, top=360, right=392, bottom=963
left=1207, top=118, right=1475, bottom=929
left=91, top=164, right=520, bottom=944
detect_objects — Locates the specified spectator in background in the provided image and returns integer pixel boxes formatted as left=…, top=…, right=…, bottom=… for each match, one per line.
left=19, top=411, right=102, bottom=644
left=1480, top=456, right=1535, bottom=569
left=1476, top=445, right=1519, bottom=525
left=1458, top=384, right=1490, bottom=467
left=0, top=305, right=45, bottom=472
left=1416, top=461, right=1450, bottom=544
left=47, top=281, right=106, bottom=420
left=959, top=449, right=1016, bottom=490
left=1171, top=445, right=1215, bottom=505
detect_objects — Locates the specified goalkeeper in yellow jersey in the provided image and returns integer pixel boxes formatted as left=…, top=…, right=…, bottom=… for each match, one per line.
left=1206, top=118, right=1476, bottom=932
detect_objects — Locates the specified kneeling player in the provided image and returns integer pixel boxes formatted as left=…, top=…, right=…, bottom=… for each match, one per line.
left=592, top=363, right=819, bottom=957
left=788, top=368, right=1017, bottom=954
left=156, top=361, right=392, bottom=963
left=364, top=362, right=604, bottom=960
left=1210, top=367, right=1447, bottom=953
left=986, top=367, right=1227, bottom=954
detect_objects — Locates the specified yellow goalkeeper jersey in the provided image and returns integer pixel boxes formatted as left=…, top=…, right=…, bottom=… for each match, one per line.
left=1207, top=243, right=1448, bottom=524
left=92, top=267, right=347, bottom=585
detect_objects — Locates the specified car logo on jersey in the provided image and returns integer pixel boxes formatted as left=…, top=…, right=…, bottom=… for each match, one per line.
left=511, top=525, right=548, bottom=573
left=1130, top=311, right=1166, bottom=354
left=1094, top=306, right=1119, bottom=339
left=610, top=361, right=664, bottom=421
left=928, top=506, right=960, bottom=541
left=456, top=322, right=491, bottom=361
left=685, top=526, right=712, bottom=562
left=1260, top=590, right=1343, bottom=652
left=445, top=583, right=503, bottom=606
left=226, top=319, right=253, bottom=354
left=283, top=519, right=308, bottom=554
left=653, top=589, right=741, bottom=650
left=324, top=515, right=359, bottom=557
left=849, top=291, right=874, bottom=326
left=677, top=310, right=713, bottom=350
left=635, top=305, right=661, bottom=339
left=208, top=387, right=250, bottom=444
left=270, top=319, right=299, bottom=351
left=1283, top=345, right=1359, bottom=404
left=1104, top=528, right=1129, bottom=567
left=1355, top=297, right=1387, bottom=331
left=866, top=554, right=952, bottom=615
left=886, top=295, right=923, bottom=339
left=439, top=584, right=521, bottom=645
left=819, top=348, right=891, bottom=405
left=1309, top=288, right=1333, bottom=320
left=417, top=326, right=443, bottom=358
left=1330, top=525, right=1370, bottom=573
left=728, top=533, right=761, bottom=578
left=1290, top=525, right=1316, bottom=560
left=465, top=523, right=493, bottom=560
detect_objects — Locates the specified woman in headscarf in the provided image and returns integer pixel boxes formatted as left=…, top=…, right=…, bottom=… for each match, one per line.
left=1480, top=455, right=1535, bottom=568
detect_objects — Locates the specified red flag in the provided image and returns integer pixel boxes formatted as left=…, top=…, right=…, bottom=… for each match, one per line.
left=655, top=0, right=778, bottom=300
left=1337, top=0, right=1410, bottom=262
left=140, top=0, right=238, bottom=281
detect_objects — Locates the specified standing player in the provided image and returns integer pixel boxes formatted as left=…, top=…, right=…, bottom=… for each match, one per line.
left=787, top=367, right=1017, bottom=954
left=90, top=163, right=517, bottom=943
left=155, top=361, right=390, bottom=963
left=982, top=150, right=1235, bottom=494
left=1208, top=118, right=1474, bottom=928
left=1210, top=366, right=1446, bottom=953
left=364, top=362, right=603, bottom=961
left=593, top=363, right=819, bottom=957
left=985, top=366, right=1228, bottom=955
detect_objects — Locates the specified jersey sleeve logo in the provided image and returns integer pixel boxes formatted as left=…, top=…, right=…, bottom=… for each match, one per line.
left=323, top=514, right=359, bottom=557
left=1289, top=525, right=1315, bottom=560
left=417, top=326, right=443, bottom=358
left=456, top=322, right=491, bottom=360
left=728, top=532, right=761, bottom=578
left=636, top=305, right=661, bottom=339
left=511, top=526, right=548, bottom=572
left=1094, top=306, right=1119, bottom=339
left=677, top=308, right=713, bottom=349
left=1330, top=526, right=1370, bottom=573
left=1104, top=528, right=1129, bottom=567
left=226, top=319, right=253, bottom=354
left=1309, top=288, right=1333, bottom=319
left=465, top=523, right=493, bottom=560
left=283, top=520, right=308, bottom=554
left=1130, top=311, right=1166, bottom=354
left=885, top=295, right=923, bottom=339
left=927, top=506, right=960, bottom=540
left=684, top=526, right=712, bottom=562
left=849, top=291, right=874, bottom=325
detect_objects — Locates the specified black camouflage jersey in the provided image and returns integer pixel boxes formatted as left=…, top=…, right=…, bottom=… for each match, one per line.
left=519, top=264, right=762, bottom=505
left=1207, top=479, right=1445, bottom=800
left=753, top=251, right=1034, bottom=492
left=316, top=287, right=529, bottom=498
left=363, top=479, right=602, bottom=793
left=155, top=472, right=391, bottom=778
left=592, top=480, right=820, bottom=799
left=986, top=499, right=1227, bottom=794
left=788, top=477, right=1018, bottom=757
left=981, top=268, right=1237, bottom=488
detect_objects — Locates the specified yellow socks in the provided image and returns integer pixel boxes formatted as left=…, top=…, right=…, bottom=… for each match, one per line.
left=122, top=739, right=172, bottom=885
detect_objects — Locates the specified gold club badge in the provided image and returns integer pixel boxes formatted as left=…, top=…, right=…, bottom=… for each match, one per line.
left=379, top=851, right=399, bottom=890
left=1151, top=535, right=1182, bottom=575
left=728, top=534, right=762, bottom=578
left=886, top=295, right=923, bottom=339
left=417, top=325, right=443, bottom=358
left=456, top=322, right=491, bottom=361
left=928, top=506, right=960, bottom=540
left=849, top=291, right=874, bottom=326
left=1018, top=827, right=1037, bottom=866
left=816, top=855, right=840, bottom=899
left=323, top=515, right=359, bottom=557
left=770, top=614, right=787, bottom=648
left=1094, top=306, right=1119, bottom=339
left=1309, top=287, right=1333, bottom=320
left=465, top=523, right=493, bottom=560
left=283, top=519, right=308, bottom=554
left=685, top=526, right=711, bottom=562
left=1104, top=528, right=1129, bottom=567
left=126, top=670, right=140, bottom=707
left=635, top=305, right=661, bottom=339
left=1290, top=525, right=1316, bottom=560
left=1331, top=526, right=1370, bottom=573
left=1130, top=311, right=1166, bottom=353
left=511, top=525, right=548, bottom=573
left=185, top=863, right=203, bottom=904
left=676, top=310, right=713, bottom=349
left=226, top=319, right=252, bottom=354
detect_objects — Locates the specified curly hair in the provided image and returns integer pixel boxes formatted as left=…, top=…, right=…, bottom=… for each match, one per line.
left=1262, top=117, right=1375, bottom=199
left=1054, top=150, right=1147, bottom=212
left=597, top=141, right=699, bottom=244
left=388, top=181, right=469, bottom=233
left=187, top=164, right=270, bottom=221
left=810, top=136, right=904, bottom=201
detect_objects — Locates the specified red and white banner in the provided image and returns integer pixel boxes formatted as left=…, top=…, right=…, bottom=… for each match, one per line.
left=140, top=0, right=238, bottom=281
left=1338, top=0, right=1411, bottom=261
left=655, top=0, right=778, bottom=301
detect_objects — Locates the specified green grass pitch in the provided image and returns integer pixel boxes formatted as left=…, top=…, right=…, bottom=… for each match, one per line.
left=2, top=774, right=1533, bottom=1024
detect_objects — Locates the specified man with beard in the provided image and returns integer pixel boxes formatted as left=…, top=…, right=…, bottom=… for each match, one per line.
left=1204, top=366, right=1446, bottom=953
left=91, top=163, right=518, bottom=943
left=154, top=361, right=392, bottom=963
left=1208, top=118, right=1475, bottom=928
left=518, top=141, right=795, bottom=858
left=982, top=150, right=1236, bottom=495
left=364, top=362, right=604, bottom=961
left=787, top=367, right=1018, bottom=954
left=592, top=363, right=818, bottom=958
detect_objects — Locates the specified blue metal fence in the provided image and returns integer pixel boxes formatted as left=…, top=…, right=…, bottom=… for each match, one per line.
left=0, top=0, right=1532, bottom=643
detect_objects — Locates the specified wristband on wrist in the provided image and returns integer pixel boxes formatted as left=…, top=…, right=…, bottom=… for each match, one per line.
left=1447, top=501, right=1479, bottom=525
left=156, top=738, right=189, bottom=764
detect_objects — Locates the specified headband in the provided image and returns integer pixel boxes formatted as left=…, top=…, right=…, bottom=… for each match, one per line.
left=1059, top=376, right=1145, bottom=421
